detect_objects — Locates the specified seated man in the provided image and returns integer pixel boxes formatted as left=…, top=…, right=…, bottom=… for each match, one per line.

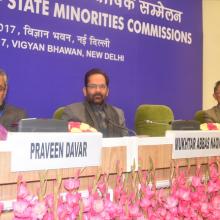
left=0, top=69, right=27, bottom=131
left=61, top=68, right=128, bottom=137
left=204, top=80, right=220, bottom=123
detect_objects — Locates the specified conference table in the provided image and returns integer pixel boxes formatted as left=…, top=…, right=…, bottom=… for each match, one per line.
left=0, top=130, right=220, bottom=219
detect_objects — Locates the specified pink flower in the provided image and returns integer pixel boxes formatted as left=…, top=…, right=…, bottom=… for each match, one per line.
left=89, top=216, right=104, bottom=220
left=156, top=207, right=167, bottom=217
left=31, top=201, right=47, bottom=219
left=92, top=199, right=104, bottom=214
left=17, top=182, right=29, bottom=200
left=140, top=197, right=152, bottom=210
left=145, top=186, right=155, bottom=198
left=57, top=202, right=77, bottom=219
left=64, top=178, right=80, bottom=192
left=118, top=191, right=127, bottom=205
left=99, top=210, right=111, bottom=219
left=191, top=190, right=206, bottom=204
left=200, top=202, right=210, bottom=217
left=167, top=206, right=178, bottom=216
left=207, top=123, right=218, bottom=130
left=82, top=196, right=92, bottom=212
left=68, top=122, right=97, bottom=132
left=129, top=203, right=140, bottom=217
left=176, top=171, right=187, bottom=187
left=211, top=209, right=220, bottom=219
left=114, top=185, right=123, bottom=201
left=82, top=213, right=91, bottom=220
left=164, top=196, right=178, bottom=209
left=118, top=213, right=130, bottom=220
left=10, top=158, right=220, bottom=219
left=209, top=163, right=219, bottom=181
left=164, top=211, right=177, bottom=220
left=44, top=194, right=54, bottom=209
left=68, top=122, right=81, bottom=131
left=156, top=189, right=166, bottom=205
left=66, top=192, right=81, bottom=207
left=43, top=212, right=54, bottom=220
left=104, top=199, right=117, bottom=218
left=191, top=176, right=202, bottom=187
left=69, top=212, right=77, bottom=219
left=211, top=195, right=220, bottom=210
left=176, top=187, right=191, bottom=201
left=13, top=200, right=32, bottom=218
left=114, top=203, right=124, bottom=217
left=207, top=180, right=220, bottom=193
left=97, top=177, right=107, bottom=195
left=136, top=215, right=147, bottom=220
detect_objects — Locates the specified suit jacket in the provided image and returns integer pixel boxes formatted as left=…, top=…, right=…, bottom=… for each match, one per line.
left=204, top=105, right=220, bottom=123
left=0, top=105, right=27, bottom=131
left=61, top=102, right=128, bottom=137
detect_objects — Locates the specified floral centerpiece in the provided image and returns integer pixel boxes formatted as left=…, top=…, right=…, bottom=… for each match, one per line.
left=200, top=123, right=220, bottom=131
left=68, top=122, right=97, bottom=133
left=1, top=159, right=220, bottom=219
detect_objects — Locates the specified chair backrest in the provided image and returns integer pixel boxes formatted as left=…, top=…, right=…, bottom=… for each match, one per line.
left=193, top=110, right=206, bottom=124
left=53, top=107, right=65, bottom=120
left=135, top=104, right=174, bottom=137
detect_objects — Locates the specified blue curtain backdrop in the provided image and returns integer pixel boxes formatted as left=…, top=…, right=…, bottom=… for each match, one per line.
left=0, top=0, right=202, bottom=129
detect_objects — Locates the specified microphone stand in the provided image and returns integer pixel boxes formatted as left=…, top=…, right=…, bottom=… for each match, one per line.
left=107, top=118, right=137, bottom=136
left=144, top=120, right=171, bottom=126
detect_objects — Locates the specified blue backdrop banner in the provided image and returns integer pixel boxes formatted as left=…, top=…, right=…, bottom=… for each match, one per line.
left=0, top=0, right=202, bottom=129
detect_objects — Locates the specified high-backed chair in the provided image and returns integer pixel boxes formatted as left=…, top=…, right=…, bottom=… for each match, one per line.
left=193, top=110, right=206, bottom=124
left=135, top=104, right=174, bottom=137
left=53, top=106, right=65, bottom=120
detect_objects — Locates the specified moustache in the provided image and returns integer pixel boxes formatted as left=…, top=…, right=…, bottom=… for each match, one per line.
left=93, top=93, right=103, bottom=98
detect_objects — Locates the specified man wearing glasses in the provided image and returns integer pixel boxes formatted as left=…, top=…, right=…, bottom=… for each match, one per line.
left=204, top=80, right=220, bottom=123
left=61, top=68, right=128, bottom=137
left=0, top=69, right=27, bottom=131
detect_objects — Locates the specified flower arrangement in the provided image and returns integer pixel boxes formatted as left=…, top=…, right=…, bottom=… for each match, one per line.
left=68, top=122, right=97, bottom=133
left=200, top=123, right=220, bottom=131
left=1, top=160, right=220, bottom=219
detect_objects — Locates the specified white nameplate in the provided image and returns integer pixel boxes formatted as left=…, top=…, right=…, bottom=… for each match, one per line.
left=10, top=132, right=102, bottom=172
left=166, top=130, right=220, bottom=159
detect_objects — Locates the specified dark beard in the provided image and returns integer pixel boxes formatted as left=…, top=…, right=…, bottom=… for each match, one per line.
left=87, top=93, right=105, bottom=104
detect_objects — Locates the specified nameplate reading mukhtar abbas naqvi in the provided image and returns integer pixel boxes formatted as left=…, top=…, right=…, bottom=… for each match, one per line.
left=30, top=141, right=87, bottom=159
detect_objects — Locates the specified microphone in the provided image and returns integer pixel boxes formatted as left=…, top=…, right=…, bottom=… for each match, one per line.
left=144, top=120, right=171, bottom=126
left=144, top=120, right=200, bottom=130
left=106, top=118, right=137, bottom=136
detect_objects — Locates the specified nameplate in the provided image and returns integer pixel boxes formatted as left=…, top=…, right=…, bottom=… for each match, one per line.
left=10, top=132, right=102, bottom=171
left=166, top=130, right=220, bottom=159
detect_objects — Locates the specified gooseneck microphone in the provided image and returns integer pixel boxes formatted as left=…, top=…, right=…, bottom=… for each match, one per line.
left=144, top=120, right=171, bottom=126
left=106, top=118, right=137, bottom=136
left=144, top=120, right=200, bottom=130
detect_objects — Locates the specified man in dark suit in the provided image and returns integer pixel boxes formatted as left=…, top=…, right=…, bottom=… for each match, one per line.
left=204, top=81, right=220, bottom=123
left=61, top=68, right=128, bottom=137
left=0, top=69, right=27, bottom=131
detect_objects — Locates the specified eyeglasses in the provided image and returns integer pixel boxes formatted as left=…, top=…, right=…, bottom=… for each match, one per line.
left=0, top=86, right=6, bottom=92
left=87, top=84, right=107, bottom=90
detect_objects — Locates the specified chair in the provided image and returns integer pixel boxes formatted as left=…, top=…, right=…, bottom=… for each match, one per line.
left=135, top=104, right=174, bottom=137
left=53, top=106, right=65, bottom=120
left=193, top=110, right=206, bottom=124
